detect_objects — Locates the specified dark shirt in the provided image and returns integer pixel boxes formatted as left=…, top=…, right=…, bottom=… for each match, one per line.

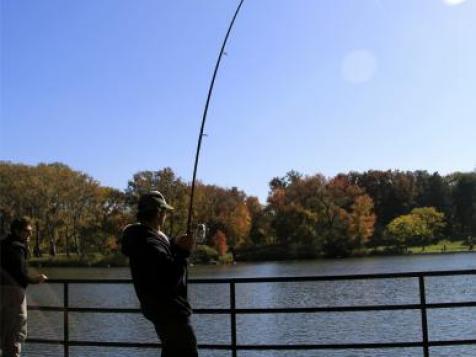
left=0, top=234, right=33, bottom=289
left=121, top=223, right=192, bottom=322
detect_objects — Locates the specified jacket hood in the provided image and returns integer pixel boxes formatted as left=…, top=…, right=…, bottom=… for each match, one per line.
left=121, top=223, right=153, bottom=257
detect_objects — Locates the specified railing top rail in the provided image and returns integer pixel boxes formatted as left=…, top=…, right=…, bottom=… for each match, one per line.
left=42, top=268, right=476, bottom=284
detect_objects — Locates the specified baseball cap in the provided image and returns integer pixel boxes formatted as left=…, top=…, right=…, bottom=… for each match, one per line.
left=138, top=191, right=174, bottom=212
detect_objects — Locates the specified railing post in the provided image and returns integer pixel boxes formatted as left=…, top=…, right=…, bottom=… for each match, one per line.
left=418, top=276, right=430, bottom=357
left=64, top=282, right=69, bottom=357
left=230, top=282, right=237, bottom=357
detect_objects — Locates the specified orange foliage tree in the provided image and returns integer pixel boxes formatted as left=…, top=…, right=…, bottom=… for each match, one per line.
left=212, top=230, right=228, bottom=256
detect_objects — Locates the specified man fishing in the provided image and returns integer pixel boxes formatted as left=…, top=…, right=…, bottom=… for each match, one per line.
left=0, top=217, right=48, bottom=357
left=120, top=1, right=244, bottom=354
left=121, top=191, right=198, bottom=356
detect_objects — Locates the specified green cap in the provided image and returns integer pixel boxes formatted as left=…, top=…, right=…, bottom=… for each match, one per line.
left=138, top=191, right=174, bottom=212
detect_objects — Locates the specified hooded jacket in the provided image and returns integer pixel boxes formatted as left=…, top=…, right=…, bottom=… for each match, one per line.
left=121, top=223, right=192, bottom=322
left=0, top=234, right=34, bottom=289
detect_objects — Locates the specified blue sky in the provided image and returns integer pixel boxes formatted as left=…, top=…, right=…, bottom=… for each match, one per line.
left=1, top=0, right=475, bottom=203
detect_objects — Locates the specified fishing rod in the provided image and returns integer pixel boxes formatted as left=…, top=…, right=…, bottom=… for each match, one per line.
left=186, top=0, right=245, bottom=237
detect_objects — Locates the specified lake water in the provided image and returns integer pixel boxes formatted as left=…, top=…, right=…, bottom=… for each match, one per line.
left=24, top=253, right=476, bottom=356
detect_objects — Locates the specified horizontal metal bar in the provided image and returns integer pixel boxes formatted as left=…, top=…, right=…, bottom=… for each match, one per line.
left=25, top=339, right=232, bottom=350
left=27, top=338, right=64, bottom=345
left=234, top=305, right=422, bottom=313
left=69, top=341, right=234, bottom=350
left=19, top=339, right=425, bottom=349
left=28, top=306, right=64, bottom=312
left=429, top=339, right=476, bottom=347
left=26, top=339, right=160, bottom=348
left=43, top=279, right=132, bottom=284
left=27, top=306, right=142, bottom=313
left=69, top=340, right=164, bottom=348
left=70, top=307, right=141, bottom=313
left=237, top=342, right=425, bottom=350
left=26, top=339, right=476, bottom=350
left=41, top=268, right=476, bottom=285
left=27, top=301, right=476, bottom=315
left=169, top=301, right=476, bottom=313
left=426, top=302, right=476, bottom=309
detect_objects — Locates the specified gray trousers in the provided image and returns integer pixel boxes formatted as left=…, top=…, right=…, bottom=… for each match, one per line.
left=0, top=286, right=27, bottom=357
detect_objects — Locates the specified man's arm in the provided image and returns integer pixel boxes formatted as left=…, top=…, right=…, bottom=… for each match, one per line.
left=10, top=244, right=48, bottom=285
left=144, top=237, right=190, bottom=289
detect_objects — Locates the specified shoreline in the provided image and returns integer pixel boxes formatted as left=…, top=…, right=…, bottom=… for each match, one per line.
left=28, top=249, right=476, bottom=268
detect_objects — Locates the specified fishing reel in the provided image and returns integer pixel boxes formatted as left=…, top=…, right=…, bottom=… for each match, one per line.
left=194, top=223, right=207, bottom=244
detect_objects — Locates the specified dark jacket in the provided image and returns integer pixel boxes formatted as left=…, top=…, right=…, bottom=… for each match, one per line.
left=121, top=223, right=192, bottom=323
left=0, top=234, right=33, bottom=289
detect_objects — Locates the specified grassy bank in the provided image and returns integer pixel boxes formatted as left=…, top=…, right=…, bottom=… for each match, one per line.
left=407, top=240, right=470, bottom=254
left=236, top=240, right=475, bottom=261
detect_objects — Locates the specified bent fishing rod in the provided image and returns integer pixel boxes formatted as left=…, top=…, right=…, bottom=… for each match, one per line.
left=186, top=0, right=245, bottom=237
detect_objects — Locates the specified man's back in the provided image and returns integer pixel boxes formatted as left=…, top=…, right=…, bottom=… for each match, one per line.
left=121, top=223, right=191, bottom=322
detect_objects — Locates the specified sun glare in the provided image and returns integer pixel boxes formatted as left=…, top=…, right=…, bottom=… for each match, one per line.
left=443, top=0, right=468, bottom=6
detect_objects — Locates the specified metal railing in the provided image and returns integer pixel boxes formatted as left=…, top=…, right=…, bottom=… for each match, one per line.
left=27, top=269, right=476, bottom=356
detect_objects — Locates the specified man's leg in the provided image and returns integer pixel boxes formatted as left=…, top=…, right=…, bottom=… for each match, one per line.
left=0, top=287, right=27, bottom=357
left=154, top=318, right=198, bottom=357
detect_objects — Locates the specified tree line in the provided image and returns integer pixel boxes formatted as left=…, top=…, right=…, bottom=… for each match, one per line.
left=0, top=161, right=475, bottom=261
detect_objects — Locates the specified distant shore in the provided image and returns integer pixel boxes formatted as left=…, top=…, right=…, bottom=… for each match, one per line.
left=28, top=240, right=475, bottom=268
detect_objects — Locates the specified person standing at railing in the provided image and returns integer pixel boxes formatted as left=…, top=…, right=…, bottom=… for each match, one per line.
left=0, top=217, right=48, bottom=357
left=121, top=191, right=198, bottom=357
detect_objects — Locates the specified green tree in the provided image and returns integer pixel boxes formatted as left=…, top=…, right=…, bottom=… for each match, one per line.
left=386, top=207, right=446, bottom=251
left=410, top=207, right=446, bottom=240
left=386, top=214, right=424, bottom=250
left=450, top=173, right=476, bottom=237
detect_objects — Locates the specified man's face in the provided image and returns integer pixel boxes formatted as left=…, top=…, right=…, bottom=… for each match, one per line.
left=159, top=210, right=167, bottom=227
left=16, top=224, right=33, bottom=243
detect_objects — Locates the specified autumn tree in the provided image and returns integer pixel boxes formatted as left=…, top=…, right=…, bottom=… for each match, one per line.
left=193, top=185, right=252, bottom=249
left=229, top=202, right=252, bottom=248
left=0, top=162, right=129, bottom=257
left=212, top=230, right=228, bottom=256
left=317, top=175, right=375, bottom=256
left=246, top=196, right=273, bottom=246
left=267, top=172, right=324, bottom=247
left=266, top=172, right=376, bottom=257
left=346, top=195, right=377, bottom=248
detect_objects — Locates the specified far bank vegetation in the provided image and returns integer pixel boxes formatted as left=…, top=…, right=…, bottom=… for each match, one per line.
left=1, top=162, right=475, bottom=265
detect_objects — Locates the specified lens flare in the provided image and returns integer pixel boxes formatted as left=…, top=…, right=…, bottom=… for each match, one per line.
left=443, top=0, right=467, bottom=6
